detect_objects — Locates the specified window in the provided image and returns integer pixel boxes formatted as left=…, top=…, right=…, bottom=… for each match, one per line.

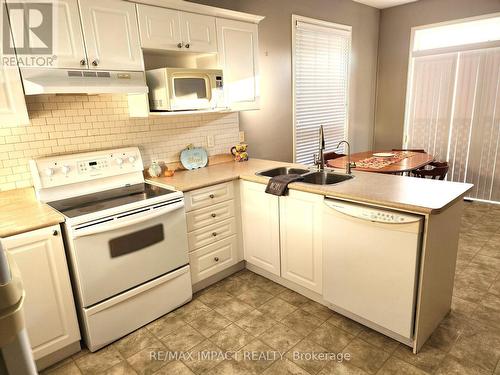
left=405, top=14, right=500, bottom=203
left=293, top=15, right=351, bottom=165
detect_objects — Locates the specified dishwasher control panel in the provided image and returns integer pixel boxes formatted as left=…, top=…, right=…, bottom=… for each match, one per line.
left=324, top=199, right=422, bottom=224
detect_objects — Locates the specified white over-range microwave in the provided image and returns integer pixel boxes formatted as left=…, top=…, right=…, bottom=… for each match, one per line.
left=146, top=68, right=225, bottom=111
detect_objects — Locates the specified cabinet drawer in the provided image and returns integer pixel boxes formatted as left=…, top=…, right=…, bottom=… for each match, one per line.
left=189, top=235, right=238, bottom=283
left=186, top=199, right=235, bottom=232
left=188, top=218, right=236, bottom=251
left=185, top=182, right=234, bottom=212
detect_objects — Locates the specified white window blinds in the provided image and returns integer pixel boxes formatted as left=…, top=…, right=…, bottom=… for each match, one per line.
left=293, top=17, right=351, bottom=165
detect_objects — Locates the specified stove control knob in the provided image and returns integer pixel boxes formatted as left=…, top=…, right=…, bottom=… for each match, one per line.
left=45, top=167, right=54, bottom=177
left=116, top=158, right=124, bottom=165
left=128, top=156, right=136, bottom=163
left=61, top=165, right=70, bottom=175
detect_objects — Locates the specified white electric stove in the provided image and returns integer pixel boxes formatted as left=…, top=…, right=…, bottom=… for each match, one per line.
left=30, top=147, right=192, bottom=352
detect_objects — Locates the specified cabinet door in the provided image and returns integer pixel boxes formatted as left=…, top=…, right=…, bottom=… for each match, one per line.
left=137, top=5, right=181, bottom=51
left=180, top=12, right=217, bottom=53
left=0, top=0, right=28, bottom=125
left=6, top=0, right=86, bottom=69
left=3, top=225, right=80, bottom=360
left=240, top=181, right=280, bottom=276
left=279, top=190, right=323, bottom=293
left=216, top=19, right=259, bottom=111
left=79, top=0, right=143, bottom=71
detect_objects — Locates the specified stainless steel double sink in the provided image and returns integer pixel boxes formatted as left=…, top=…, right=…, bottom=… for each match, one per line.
left=256, top=167, right=354, bottom=185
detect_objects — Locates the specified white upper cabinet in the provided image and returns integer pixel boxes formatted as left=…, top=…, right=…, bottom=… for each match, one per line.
left=52, top=0, right=87, bottom=68
left=79, top=0, right=144, bottom=71
left=137, top=5, right=182, bottom=51
left=0, top=0, right=29, bottom=125
left=137, top=5, right=216, bottom=54
left=240, top=181, right=280, bottom=276
left=179, top=12, right=217, bottom=53
left=279, top=190, right=323, bottom=293
left=6, top=0, right=86, bottom=69
left=216, top=18, right=260, bottom=111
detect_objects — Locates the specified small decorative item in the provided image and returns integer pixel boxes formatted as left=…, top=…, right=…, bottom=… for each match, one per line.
left=148, top=161, right=162, bottom=177
left=231, top=143, right=248, bottom=162
left=180, top=144, right=208, bottom=170
left=163, top=167, right=175, bottom=177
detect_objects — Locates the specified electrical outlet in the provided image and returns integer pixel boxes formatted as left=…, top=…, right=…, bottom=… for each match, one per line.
left=207, top=135, right=215, bottom=148
left=239, top=131, right=245, bottom=143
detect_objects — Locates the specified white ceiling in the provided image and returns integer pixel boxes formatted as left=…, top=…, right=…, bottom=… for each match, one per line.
left=352, top=0, right=419, bottom=9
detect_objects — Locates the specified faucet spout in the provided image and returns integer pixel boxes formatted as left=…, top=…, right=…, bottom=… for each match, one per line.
left=336, top=140, right=352, bottom=174
left=315, top=126, right=326, bottom=171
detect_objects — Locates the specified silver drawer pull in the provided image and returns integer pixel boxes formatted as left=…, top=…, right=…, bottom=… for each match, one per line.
left=214, top=257, right=219, bottom=262
left=212, top=232, right=217, bottom=237
left=211, top=213, right=216, bottom=218
left=209, top=194, right=215, bottom=199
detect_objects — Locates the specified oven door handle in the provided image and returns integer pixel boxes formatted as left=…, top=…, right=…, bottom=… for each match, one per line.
left=71, top=201, right=184, bottom=238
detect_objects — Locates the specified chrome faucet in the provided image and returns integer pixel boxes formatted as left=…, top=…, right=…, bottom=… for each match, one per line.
left=337, top=140, right=352, bottom=174
left=314, top=125, right=326, bottom=171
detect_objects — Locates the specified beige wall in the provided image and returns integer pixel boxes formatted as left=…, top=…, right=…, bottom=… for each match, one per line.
left=374, top=0, right=500, bottom=150
left=190, top=0, right=380, bottom=161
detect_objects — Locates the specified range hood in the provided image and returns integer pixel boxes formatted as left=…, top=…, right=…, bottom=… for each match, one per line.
left=20, top=68, right=149, bottom=95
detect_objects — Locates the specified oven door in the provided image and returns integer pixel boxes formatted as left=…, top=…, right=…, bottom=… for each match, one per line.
left=68, top=200, right=189, bottom=307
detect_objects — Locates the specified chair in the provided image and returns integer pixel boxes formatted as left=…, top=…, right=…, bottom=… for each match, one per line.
left=323, top=151, right=346, bottom=163
left=392, top=148, right=426, bottom=153
left=413, top=161, right=449, bottom=180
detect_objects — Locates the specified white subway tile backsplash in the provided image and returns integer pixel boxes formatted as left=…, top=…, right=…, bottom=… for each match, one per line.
left=0, top=94, right=239, bottom=191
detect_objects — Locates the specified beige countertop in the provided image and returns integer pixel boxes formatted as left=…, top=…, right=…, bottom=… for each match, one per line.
left=147, top=158, right=473, bottom=214
left=0, top=187, right=65, bottom=238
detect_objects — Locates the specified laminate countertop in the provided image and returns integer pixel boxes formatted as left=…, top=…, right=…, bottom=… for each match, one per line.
left=147, top=158, right=473, bottom=214
left=0, top=187, right=65, bottom=238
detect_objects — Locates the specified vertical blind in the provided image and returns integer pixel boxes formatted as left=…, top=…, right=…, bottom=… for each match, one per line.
left=406, top=47, right=500, bottom=203
left=293, top=18, right=351, bottom=165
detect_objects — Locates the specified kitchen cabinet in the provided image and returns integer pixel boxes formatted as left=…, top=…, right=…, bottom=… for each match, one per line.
left=180, top=12, right=217, bottom=53
left=185, top=181, right=242, bottom=284
left=3, top=225, right=80, bottom=361
left=137, top=5, right=216, bottom=53
left=137, top=5, right=182, bottom=51
left=51, top=0, right=87, bottom=69
left=7, top=0, right=86, bottom=69
left=240, top=181, right=280, bottom=276
left=279, top=190, right=323, bottom=293
left=0, top=0, right=29, bottom=125
left=79, top=0, right=143, bottom=71
left=216, top=18, right=260, bottom=111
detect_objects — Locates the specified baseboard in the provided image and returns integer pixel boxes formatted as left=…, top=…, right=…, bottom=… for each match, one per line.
left=192, top=261, right=245, bottom=293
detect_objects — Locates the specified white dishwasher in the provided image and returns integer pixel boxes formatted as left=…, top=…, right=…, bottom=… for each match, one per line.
left=323, top=198, right=423, bottom=341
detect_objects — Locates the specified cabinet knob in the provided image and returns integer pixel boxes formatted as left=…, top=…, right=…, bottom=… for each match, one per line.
left=92, top=59, right=99, bottom=66
left=80, top=58, right=86, bottom=66
left=214, top=257, right=219, bottom=262
left=53, top=230, right=58, bottom=236
left=177, top=42, right=183, bottom=48
left=211, top=213, right=216, bottom=218
left=185, top=43, right=190, bottom=49
left=212, top=232, right=217, bottom=237
left=209, top=194, right=215, bottom=199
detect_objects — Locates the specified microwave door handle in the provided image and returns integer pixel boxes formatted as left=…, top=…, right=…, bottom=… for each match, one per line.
left=72, top=201, right=184, bottom=239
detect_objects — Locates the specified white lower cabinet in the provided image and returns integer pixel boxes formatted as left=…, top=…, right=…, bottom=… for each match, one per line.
left=189, top=236, right=238, bottom=284
left=279, top=189, right=323, bottom=293
left=240, top=180, right=280, bottom=276
left=3, top=225, right=80, bottom=361
left=240, top=181, right=323, bottom=291
left=185, top=181, right=242, bottom=284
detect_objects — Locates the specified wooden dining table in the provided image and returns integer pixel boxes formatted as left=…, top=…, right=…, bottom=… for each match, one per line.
left=326, top=150, right=434, bottom=174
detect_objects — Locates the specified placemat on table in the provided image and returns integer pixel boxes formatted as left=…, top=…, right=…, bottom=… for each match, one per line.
left=355, top=151, right=416, bottom=169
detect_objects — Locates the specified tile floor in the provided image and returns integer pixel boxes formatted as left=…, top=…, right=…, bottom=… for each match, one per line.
left=43, top=201, right=500, bottom=375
